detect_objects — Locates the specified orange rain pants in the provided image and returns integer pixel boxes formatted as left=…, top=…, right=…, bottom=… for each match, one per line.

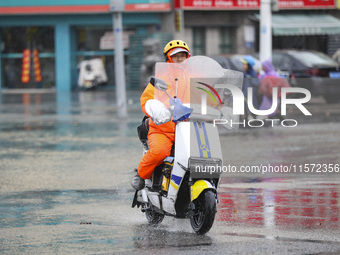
left=138, top=67, right=190, bottom=179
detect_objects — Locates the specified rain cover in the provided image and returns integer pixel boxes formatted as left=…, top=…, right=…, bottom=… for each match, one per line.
left=154, top=56, right=244, bottom=124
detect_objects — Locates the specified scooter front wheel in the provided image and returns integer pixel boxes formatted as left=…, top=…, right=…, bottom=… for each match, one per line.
left=190, top=190, right=216, bottom=235
left=145, top=209, right=164, bottom=224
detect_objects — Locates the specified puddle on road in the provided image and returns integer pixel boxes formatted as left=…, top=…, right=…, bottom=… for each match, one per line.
left=217, top=177, right=340, bottom=231
left=132, top=225, right=213, bottom=249
left=222, top=232, right=340, bottom=245
left=1, top=178, right=340, bottom=254
left=0, top=189, right=121, bottom=228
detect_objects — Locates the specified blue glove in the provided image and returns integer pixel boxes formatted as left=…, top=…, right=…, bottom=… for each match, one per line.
left=171, top=98, right=193, bottom=123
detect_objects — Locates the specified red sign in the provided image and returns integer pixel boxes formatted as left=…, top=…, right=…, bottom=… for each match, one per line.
left=182, top=0, right=260, bottom=10
left=181, top=0, right=335, bottom=10
left=279, top=0, right=336, bottom=9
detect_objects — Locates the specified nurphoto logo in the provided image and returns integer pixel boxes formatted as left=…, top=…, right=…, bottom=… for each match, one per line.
left=199, top=84, right=312, bottom=128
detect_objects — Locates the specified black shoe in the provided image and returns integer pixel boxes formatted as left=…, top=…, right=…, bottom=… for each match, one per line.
left=131, top=173, right=145, bottom=190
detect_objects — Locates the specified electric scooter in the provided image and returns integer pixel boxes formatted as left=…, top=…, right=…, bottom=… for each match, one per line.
left=132, top=56, right=243, bottom=234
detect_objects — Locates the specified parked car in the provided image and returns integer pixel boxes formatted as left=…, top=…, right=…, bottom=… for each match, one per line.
left=271, top=50, right=340, bottom=103
left=210, top=55, right=235, bottom=70
left=210, top=55, right=262, bottom=74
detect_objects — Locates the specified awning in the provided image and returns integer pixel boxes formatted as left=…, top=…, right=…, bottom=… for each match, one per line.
left=254, top=14, right=340, bottom=36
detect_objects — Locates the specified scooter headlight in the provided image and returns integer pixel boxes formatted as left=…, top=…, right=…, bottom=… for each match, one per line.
left=189, top=157, right=222, bottom=179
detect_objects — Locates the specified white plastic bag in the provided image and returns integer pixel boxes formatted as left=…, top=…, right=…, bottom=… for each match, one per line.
left=145, top=99, right=171, bottom=125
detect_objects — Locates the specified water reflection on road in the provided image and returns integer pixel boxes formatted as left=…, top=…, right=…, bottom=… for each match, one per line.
left=217, top=178, right=339, bottom=230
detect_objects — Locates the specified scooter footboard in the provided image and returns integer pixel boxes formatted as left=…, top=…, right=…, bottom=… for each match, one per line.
left=190, top=180, right=216, bottom=201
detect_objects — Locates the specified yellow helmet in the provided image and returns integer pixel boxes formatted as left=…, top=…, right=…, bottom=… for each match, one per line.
left=163, top=40, right=190, bottom=54
left=163, top=40, right=190, bottom=62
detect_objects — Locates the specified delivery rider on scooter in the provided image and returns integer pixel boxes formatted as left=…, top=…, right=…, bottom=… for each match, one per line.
left=131, top=40, right=191, bottom=190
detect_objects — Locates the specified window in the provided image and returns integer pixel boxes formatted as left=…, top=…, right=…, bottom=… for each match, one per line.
left=219, top=27, right=234, bottom=54
left=1, top=27, right=55, bottom=88
left=75, top=26, right=136, bottom=86
left=193, top=27, right=205, bottom=55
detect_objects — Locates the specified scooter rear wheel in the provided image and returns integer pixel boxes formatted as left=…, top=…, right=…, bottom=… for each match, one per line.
left=145, top=209, right=165, bottom=224
left=190, top=190, right=216, bottom=235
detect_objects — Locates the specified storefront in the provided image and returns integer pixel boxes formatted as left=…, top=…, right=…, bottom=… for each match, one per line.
left=2, top=0, right=339, bottom=91
left=0, top=0, right=172, bottom=91
left=173, top=0, right=260, bottom=56
left=253, top=13, right=340, bottom=54
left=174, top=0, right=340, bottom=57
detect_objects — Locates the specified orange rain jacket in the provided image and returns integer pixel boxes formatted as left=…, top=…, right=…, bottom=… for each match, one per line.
left=138, top=65, right=190, bottom=179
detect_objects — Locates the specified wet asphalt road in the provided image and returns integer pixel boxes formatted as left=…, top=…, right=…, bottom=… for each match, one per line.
left=0, top=90, right=340, bottom=255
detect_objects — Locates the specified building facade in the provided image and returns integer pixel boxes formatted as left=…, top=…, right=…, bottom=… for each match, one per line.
left=1, top=0, right=340, bottom=91
left=175, top=0, right=340, bottom=57
left=0, top=0, right=173, bottom=91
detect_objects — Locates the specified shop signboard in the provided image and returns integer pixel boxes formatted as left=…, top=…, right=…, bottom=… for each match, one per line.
left=180, top=0, right=336, bottom=10
left=99, top=31, right=135, bottom=49
left=279, top=0, right=336, bottom=9
left=0, top=0, right=170, bottom=14
left=180, top=0, right=260, bottom=10
left=125, top=0, right=170, bottom=11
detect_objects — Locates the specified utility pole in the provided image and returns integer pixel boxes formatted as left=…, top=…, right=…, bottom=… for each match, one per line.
left=260, top=0, right=272, bottom=62
left=110, top=0, right=127, bottom=118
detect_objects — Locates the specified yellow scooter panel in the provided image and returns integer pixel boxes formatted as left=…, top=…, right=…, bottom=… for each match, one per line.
left=190, top=180, right=215, bottom=201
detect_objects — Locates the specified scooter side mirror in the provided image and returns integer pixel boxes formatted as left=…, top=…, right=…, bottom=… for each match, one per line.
left=150, top=76, right=168, bottom=92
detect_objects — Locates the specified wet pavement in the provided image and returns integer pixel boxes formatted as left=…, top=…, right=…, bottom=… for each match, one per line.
left=0, top=90, right=340, bottom=254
